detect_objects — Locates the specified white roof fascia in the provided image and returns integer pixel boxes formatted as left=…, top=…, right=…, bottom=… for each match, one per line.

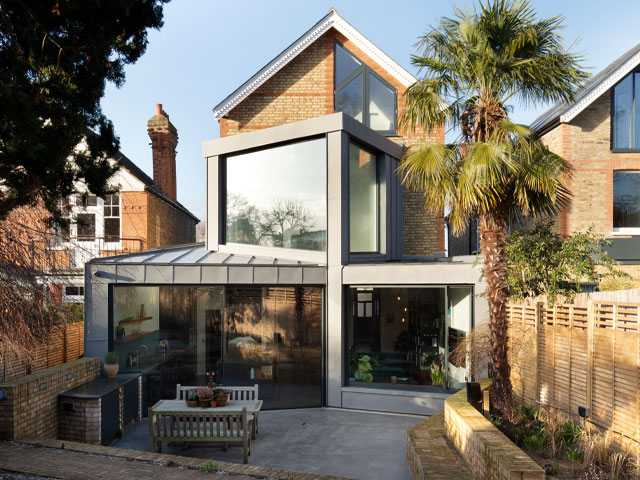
left=560, top=49, right=640, bottom=124
left=213, top=10, right=417, bottom=120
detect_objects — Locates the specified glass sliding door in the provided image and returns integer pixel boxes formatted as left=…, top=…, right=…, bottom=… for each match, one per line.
left=223, top=286, right=322, bottom=409
left=112, top=285, right=323, bottom=410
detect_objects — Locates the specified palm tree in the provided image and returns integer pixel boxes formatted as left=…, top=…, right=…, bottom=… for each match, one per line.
left=400, top=0, right=586, bottom=411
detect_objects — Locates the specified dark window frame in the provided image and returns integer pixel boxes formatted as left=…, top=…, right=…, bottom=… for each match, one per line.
left=613, top=170, right=640, bottom=230
left=334, top=40, right=398, bottom=136
left=611, top=71, right=640, bottom=152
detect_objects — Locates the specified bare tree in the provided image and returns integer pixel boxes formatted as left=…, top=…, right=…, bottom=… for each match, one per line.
left=0, top=207, right=80, bottom=373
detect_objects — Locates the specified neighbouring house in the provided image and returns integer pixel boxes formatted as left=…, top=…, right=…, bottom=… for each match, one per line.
left=532, top=43, right=640, bottom=283
left=41, top=104, right=198, bottom=304
left=84, top=9, right=488, bottom=414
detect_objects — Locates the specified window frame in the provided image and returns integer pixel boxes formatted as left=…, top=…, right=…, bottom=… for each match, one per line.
left=612, top=170, right=640, bottom=234
left=103, top=194, right=121, bottom=243
left=334, top=40, right=398, bottom=136
left=611, top=71, right=640, bottom=152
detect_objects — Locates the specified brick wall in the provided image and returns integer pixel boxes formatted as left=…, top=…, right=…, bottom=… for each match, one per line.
left=58, top=397, right=101, bottom=444
left=444, top=380, right=544, bottom=480
left=121, top=191, right=196, bottom=250
left=0, top=358, right=100, bottom=440
left=219, top=28, right=445, bottom=256
left=541, top=91, right=640, bottom=237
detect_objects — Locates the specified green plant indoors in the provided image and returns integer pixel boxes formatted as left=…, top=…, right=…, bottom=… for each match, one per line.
left=505, top=220, right=627, bottom=303
left=104, top=351, right=119, bottom=365
left=351, top=355, right=378, bottom=383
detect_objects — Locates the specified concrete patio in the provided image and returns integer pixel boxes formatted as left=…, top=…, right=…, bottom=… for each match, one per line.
left=112, top=407, right=425, bottom=480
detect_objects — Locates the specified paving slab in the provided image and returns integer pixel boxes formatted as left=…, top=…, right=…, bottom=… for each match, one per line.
left=113, top=407, right=425, bottom=480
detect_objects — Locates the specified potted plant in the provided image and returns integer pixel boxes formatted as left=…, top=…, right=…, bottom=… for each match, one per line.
left=350, top=355, right=378, bottom=383
left=104, top=352, right=119, bottom=378
left=185, top=389, right=199, bottom=408
left=430, top=363, right=445, bottom=387
left=214, top=387, right=231, bottom=407
left=115, top=325, right=126, bottom=339
left=198, top=387, right=213, bottom=408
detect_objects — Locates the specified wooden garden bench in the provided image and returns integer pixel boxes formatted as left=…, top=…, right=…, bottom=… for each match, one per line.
left=148, top=401, right=251, bottom=463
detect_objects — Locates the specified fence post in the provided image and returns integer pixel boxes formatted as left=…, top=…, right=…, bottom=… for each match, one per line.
left=535, top=301, right=543, bottom=404
left=63, top=324, right=68, bottom=363
left=586, top=300, right=594, bottom=414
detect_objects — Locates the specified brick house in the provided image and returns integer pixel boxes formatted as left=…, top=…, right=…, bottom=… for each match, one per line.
left=532, top=43, right=640, bottom=282
left=47, top=104, right=198, bottom=303
left=84, top=10, right=487, bottom=414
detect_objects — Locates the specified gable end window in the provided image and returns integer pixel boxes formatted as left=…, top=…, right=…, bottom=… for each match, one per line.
left=612, top=72, right=640, bottom=151
left=335, top=42, right=397, bottom=135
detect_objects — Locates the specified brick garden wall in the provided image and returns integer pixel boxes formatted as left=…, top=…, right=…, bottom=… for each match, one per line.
left=0, top=358, right=100, bottom=441
left=219, top=28, right=445, bottom=256
left=58, top=396, right=101, bottom=444
left=444, top=380, right=544, bottom=480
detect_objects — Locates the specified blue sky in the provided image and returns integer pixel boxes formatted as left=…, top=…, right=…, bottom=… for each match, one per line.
left=101, top=0, right=640, bottom=221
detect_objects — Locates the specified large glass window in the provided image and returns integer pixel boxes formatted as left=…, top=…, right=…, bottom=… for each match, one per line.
left=613, top=72, right=640, bottom=150
left=349, top=143, right=386, bottom=253
left=613, top=171, right=640, bottom=230
left=226, top=138, right=327, bottom=251
left=335, top=42, right=397, bottom=134
left=348, top=286, right=472, bottom=389
left=112, top=285, right=323, bottom=410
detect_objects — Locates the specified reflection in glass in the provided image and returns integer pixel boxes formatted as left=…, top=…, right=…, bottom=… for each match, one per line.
left=614, top=74, right=633, bottom=149
left=368, top=73, right=395, bottom=131
left=335, top=42, right=361, bottom=85
left=226, top=139, right=327, bottom=251
left=112, top=285, right=323, bottom=410
left=348, top=287, right=471, bottom=388
left=349, top=143, right=384, bottom=253
left=336, top=73, right=363, bottom=122
left=614, top=171, right=640, bottom=228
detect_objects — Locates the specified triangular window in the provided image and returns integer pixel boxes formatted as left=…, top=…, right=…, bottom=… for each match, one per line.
left=334, top=41, right=397, bottom=135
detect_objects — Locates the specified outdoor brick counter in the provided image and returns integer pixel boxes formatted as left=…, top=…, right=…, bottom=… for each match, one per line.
left=444, top=380, right=544, bottom=480
left=0, top=357, right=100, bottom=440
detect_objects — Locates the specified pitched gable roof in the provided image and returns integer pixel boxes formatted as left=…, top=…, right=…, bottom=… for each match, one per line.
left=212, top=9, right=417, bottom=120
left=532, top=42, right=640, bottom=134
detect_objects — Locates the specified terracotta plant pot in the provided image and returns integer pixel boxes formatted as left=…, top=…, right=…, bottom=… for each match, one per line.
left=186, top=399, right=198, bottom=408
left=199, top=398, right=211, bottom=408
left=210, top=400, right=217, bottom=408
left=214, top=394, right=228, bottom=407
left=104, top=363, right=119, bottom=378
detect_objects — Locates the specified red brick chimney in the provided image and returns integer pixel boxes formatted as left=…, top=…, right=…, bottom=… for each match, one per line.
left=147, top=103, right=178, bottom=201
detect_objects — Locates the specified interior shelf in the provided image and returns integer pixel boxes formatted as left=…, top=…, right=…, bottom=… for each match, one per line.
left=118, top=316, right=152, bottom=326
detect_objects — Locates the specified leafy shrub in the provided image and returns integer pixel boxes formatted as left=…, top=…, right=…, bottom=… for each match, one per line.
left=523, top=432, right=544, bottom=452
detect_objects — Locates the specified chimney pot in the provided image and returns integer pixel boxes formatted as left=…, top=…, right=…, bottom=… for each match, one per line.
left=147, top=104, right=178, bottom=201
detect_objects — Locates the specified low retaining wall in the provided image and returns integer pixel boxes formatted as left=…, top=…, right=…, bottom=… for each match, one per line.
left=0, top=358, right=100, bottom=440
left=444, top=380, right=544, bottom=480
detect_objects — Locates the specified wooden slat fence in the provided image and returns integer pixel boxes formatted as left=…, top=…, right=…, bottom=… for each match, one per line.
left=0, top=322, right=84, bottom=382
left=508, top=301, right=640, bottom=450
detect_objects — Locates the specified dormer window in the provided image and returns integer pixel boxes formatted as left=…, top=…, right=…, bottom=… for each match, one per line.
left=335, top=42, right=397, bottom=135
left=612, top=71, right=640, bottom=151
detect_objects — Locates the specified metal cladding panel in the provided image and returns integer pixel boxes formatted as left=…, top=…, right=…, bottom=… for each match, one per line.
left=605, top=238, right=640, bottom=262
left=228, top=266, right=253, bottom=284
left=115, top=265, right=144, bottom=283
left=144, top=265, right=173, bottom=283
left=201, top=266, right=228, bottom=283
left=174, top=265, right=201, bottom=283
left=278, top=267, right=303, bottom=284
left=303, top=267, right=326, bottom=284
left=253, top=267, right=279, bottom=283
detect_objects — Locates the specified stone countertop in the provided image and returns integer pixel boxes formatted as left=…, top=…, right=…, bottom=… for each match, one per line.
left=59, top=373, right=141, bottom=399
